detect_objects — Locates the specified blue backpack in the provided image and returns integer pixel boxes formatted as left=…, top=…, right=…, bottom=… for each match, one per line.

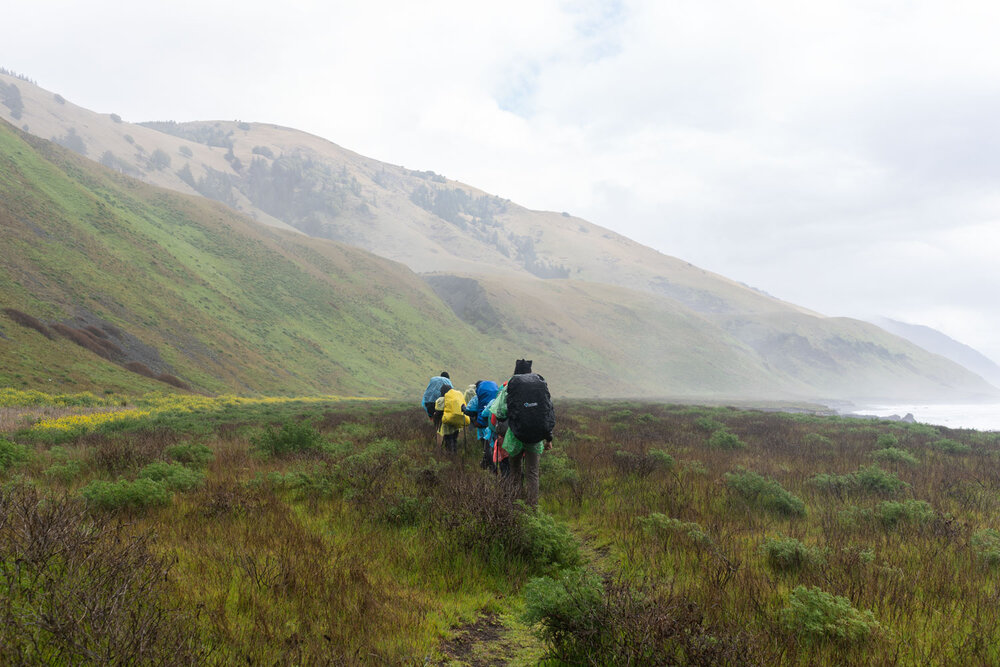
left=475, top=381, right=499, bottom=428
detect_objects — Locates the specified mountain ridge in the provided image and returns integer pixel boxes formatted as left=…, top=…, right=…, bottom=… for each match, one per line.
left=1, top=71, right=996, bottom=403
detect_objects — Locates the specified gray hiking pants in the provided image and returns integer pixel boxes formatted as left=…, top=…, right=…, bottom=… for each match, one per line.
left=508, top=448, right=540, bottom=508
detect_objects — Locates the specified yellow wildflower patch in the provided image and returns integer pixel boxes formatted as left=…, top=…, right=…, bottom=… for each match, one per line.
left=33, top=409, right=153, bottom=432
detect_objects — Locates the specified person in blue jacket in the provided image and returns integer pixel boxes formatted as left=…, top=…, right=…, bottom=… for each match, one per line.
left=463, top=379, right=499, bottom=470
left=422, top=372, right=452, bottom=432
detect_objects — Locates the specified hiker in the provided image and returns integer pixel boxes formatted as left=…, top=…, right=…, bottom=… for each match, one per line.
left=491, top=359, right=555, bottom=508
left=422, top=371, right=453, bottom=430
left=463, top=380, right=500, bottom=471
left=436, top=383, right=470, bottom=454
left=485, top=398, right=510, bottom=477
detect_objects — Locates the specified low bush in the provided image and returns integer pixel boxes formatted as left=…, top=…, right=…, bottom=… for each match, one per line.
left=44, top=460, right=84, bottom=484
left=138, top=461, right=205, bottom=492
left=613, top=449, right=655, bottom=476
left=694, top=416, right=725, bottom=432
left=871, top=447, right=919, bottom=465
left=252, top=420, right=324, bottom=457
left=876, top=499, right=934, bottom=528
left=810, top=466, right=907, bottom=496
left=709, top=429, right=746, bottom=450
left=519, top=507, right=581, bottom=569
left=339, top=439, right=401, bottom=501
left=81, top=478, right=170, bottom=510
left=524, top=569, right=755, bottom=665
left=380, top=494, right=426, bottom=527
left=266, top=463, right=337, bottom=499
left=164, top=442, right=214, bottom=467
left=0, top=486, right=203, bottom=664
left=641, top=513, right=713, bottom=547
left=646, top=448, right=675, bottom=470
left=929, top=438, right=971, bottom=454
left=523, top=568, right=605, bottom=663
left=761, top=535, right=827, bottom=573
left=541, top=451, right=580, bottom=487
left=0, top=438, right=30, bottom=471
left=854, top=465, right=908, bottom=495
left=430, top=469, right=578, bottom=575
left=780, top=585, right=879, bottom=644
left=876, top=433, right=899, bottom=448
left=971, top=529, right=1000, bottom=567
left=725, top=469, right=806, bottom=517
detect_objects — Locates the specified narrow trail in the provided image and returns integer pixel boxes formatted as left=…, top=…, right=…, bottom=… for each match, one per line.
left=434, top=524, right=613, bottom=666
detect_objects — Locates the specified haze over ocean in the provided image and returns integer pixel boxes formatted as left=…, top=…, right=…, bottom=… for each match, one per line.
left=850, top=403, right=1000, bottom=432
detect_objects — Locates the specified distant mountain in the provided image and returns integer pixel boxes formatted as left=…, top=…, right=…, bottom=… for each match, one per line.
left=871, top=318, right=1000, bottom=389
left=1, top=71, right=996, bottom=403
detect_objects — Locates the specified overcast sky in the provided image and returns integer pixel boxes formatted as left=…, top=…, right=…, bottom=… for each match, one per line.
left=5, top=0, right=1000, bottom=362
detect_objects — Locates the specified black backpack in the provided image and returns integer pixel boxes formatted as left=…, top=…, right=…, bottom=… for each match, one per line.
left=506, top=373, right=555, bottom=444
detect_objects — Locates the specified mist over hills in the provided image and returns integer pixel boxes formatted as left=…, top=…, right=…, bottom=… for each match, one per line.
left=0, top=70, right=996, bottom=403
left=872, top=317, right=1000, bottom=390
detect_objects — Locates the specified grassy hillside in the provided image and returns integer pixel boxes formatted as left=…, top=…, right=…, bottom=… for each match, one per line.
left=0, top=119, right=498, bottom=396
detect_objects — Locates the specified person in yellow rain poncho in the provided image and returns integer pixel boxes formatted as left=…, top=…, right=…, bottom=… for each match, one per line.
left=435, top=384, right=470, bottom=454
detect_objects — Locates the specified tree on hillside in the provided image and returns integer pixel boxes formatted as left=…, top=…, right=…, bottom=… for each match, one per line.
left=51, top=127, right=87, bottom=156
left=0, top=81, right=24, bottom=119
left=148, top=149, right=171, bottom=171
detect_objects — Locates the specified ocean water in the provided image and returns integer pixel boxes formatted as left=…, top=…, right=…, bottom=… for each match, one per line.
left=847, top=403, right=1000, bottom=432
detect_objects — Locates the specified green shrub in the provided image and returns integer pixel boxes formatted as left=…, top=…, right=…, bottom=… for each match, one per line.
left=540, top=452, right=580, bottom=488
left=810, top=466, right=907, bottom=496
left=871, top=447, right=919, bottom=465
left=0, top=438, right=30, bottom=471
left=380, top=495, right=426, bottom=527
left=524, top=569, right=750, bottom=664
left=252, top=420, right=324, bottom=457
left=876, top=500, right=933, bottom=528
left=647, top=448, right=675, bottom=470
left=138, top=462, right=205, bottom=492
left=81, top=478, right=170, bottom=510
left=266, top=464, right=336, bottom=499
left=876, top=433, right=899, bottom=448
left=694, top=416, right=724, bottom=432
left=44, top=460, right=84, bottom=484
left=709, top=429, right=746, bottom=450
left=164, top=442, right=214, bottom=467
left=608, top=409, right=632, bottom=422
left=809, top=472, right=855, bottom=495
left=854, top=465, right=908, bottom=495
left=971, top=529, right=1000, bottom=566
left=523, top=568, right=605, bottom=663
left=780, top=586, right=879, bottom=643
left=761, top=535, right=827, bottom=572
left=519, top=507, right=581, bottom=569
left=929, top=438, right=971, bottom=454
left=339, top=439, right=401, bottom=500
left=641, top=513, right=712, bottom=547
left=725, top=469, right=806, bottom=517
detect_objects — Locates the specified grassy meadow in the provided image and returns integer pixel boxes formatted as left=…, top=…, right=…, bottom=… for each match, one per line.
left=1, top=389, right=1000, bottom=665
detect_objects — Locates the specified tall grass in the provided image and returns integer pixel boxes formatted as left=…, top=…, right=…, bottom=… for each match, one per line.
left=1, top=395, right=998, bottom=663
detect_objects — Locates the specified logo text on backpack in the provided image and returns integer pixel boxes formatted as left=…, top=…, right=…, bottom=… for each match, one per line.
left=524, top=402, right=538, bottom=408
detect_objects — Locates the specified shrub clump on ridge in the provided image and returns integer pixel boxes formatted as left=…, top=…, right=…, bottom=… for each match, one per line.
left=760, top=535, right=827, bottom=573
left=81, top=478, right=170, bottom=511
left=252, top=420, right=324, bottom=457
left=725, top=469, right=806, bottom=517
left=780, top=585, right=879, bottom=644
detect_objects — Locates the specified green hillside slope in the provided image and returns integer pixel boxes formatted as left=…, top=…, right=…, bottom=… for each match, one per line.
left=0, top=120, right=497, bottom=396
